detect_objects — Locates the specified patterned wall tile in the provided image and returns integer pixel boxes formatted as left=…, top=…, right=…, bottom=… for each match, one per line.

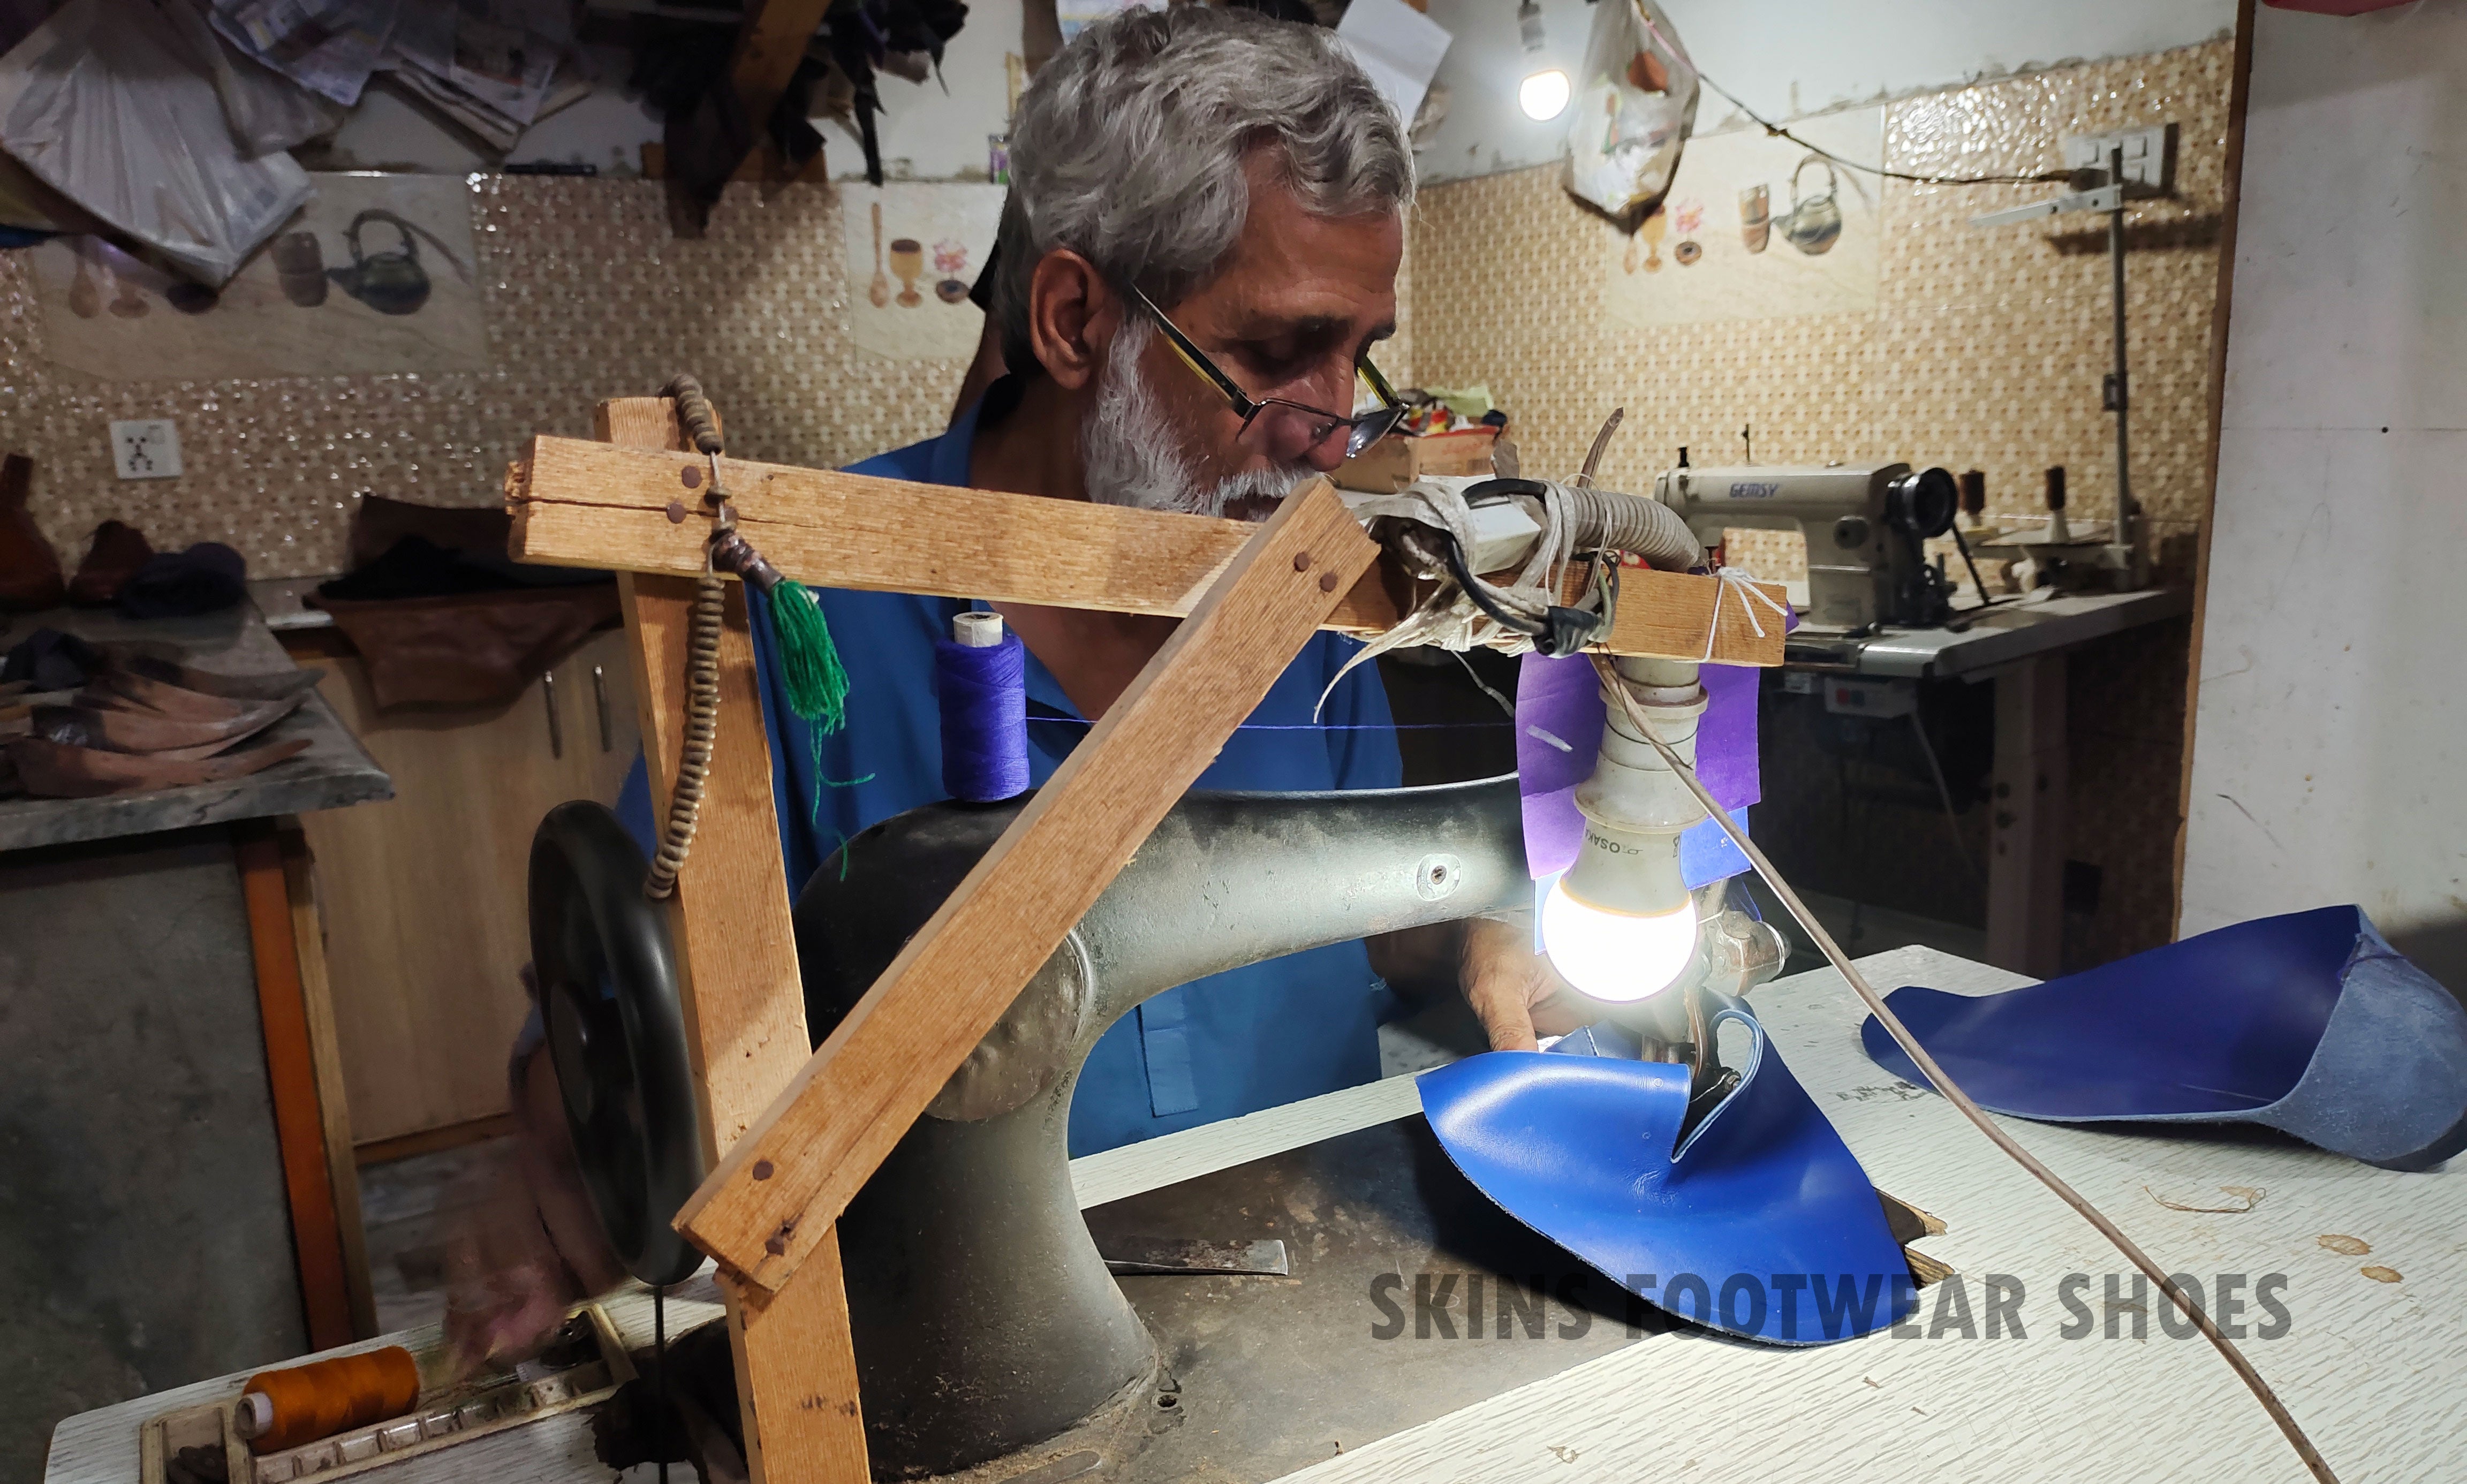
left=4, top=178, right=975, bottom=580
left=1405, top=41, right=2233, bottom=964
left=1409, top=41, right=2234, bottom=572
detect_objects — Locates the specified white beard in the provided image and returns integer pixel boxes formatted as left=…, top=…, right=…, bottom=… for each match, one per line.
left=1080, top=318, right=1315, bottom=521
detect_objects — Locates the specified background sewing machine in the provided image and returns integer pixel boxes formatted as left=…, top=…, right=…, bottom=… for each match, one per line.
left=1652, top=461, right=1965, bottom=637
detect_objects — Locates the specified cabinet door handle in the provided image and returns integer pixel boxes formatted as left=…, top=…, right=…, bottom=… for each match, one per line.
left=542, top=670, right=563, bottom=759
left=592, top=665, right=613, bottom=753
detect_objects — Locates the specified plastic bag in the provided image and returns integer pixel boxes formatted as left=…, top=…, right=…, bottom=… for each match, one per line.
left=163, top=0, right=348, bottom=158
left=1562, top=0, right=1700, bottom=229
left=0, top=0, right=312, bottom=285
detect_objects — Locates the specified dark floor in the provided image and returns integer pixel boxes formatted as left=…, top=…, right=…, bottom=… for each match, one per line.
left=358, top=1135, right=524, bottom=1337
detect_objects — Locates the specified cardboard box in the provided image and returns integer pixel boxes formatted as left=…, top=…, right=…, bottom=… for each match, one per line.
left=1334, top=426, right=1499, bottom=493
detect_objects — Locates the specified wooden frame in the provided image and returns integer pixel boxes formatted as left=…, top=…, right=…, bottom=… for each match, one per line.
left=513, top=393, right=1782, bottom=1478
left=506, top=435, right=1789, bottom=668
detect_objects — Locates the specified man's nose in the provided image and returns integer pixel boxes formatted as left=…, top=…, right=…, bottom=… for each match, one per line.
left=1300, top=428, right=1350, bottom=474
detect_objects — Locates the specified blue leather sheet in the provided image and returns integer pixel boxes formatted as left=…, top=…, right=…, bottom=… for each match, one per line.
left=1418, top=998, right=1915, bottom=1344
left=1860, top=905, right=2467, bottom=1172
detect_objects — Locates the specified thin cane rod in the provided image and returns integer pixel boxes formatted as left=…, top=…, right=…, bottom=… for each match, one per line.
left=1589, top=654, right=2337, bottom=1484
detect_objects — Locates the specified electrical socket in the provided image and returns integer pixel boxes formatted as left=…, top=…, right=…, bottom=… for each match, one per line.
left=2061, top=124, right=2177, bottom=195
left=109, top=419, right=182, bottom=480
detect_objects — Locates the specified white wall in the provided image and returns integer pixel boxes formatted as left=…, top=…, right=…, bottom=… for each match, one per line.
left=1414, top=0, right=2237, bottom=184
left=2180, top=2, right=2467, bottom=990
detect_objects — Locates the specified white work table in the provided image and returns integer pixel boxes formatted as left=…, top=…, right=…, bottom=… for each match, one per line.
left=49, top=945, right=2457, bottom=1483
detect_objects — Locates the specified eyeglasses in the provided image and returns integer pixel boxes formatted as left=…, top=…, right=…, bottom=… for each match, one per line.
left=1126, top=283, right=1407, bottom=461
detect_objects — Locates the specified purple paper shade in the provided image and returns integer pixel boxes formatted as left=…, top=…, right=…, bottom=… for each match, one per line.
left=1516, top=652, right=1761, bottom=889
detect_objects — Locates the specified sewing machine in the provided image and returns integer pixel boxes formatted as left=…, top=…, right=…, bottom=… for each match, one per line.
left=523, top=618, right=1805, bottom=1480
left=1652, top=463, right=1962, bottom=635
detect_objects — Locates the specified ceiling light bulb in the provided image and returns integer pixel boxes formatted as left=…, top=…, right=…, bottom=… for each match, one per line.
left=1518, top=69, right=1571, bottom=123
left=1541, top=877, right=1698, bottom=1003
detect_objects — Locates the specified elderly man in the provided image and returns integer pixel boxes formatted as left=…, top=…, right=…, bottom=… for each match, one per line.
left=453, top=3, right=1574, bottom=1365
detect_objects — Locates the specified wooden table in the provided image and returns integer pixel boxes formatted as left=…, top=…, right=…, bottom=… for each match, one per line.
left=4, top=599, right=391, bottom=1482
left=48, top=945, right=2459, bottom=1483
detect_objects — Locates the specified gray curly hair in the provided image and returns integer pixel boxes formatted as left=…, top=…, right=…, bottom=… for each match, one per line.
left=991, top=5, right=1415, bottom=374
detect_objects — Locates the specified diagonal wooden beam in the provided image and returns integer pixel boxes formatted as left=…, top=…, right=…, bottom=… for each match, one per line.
left=505, top=435, right=1788, bottom=667
left=669, top=477, right=1381, bottom=1291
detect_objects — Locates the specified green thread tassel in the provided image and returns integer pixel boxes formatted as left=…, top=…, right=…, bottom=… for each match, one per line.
left=768, top=578, right=850, bottom=734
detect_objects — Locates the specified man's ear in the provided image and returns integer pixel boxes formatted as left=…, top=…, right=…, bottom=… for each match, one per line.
left=1026, top=248, right=1124, bottom=392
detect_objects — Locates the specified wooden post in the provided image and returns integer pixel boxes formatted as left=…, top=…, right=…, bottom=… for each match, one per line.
left=598, top=396, right=871, bottom=1483
left=235, top=821, right=358, bottom=1351
left=278, top=824, right=376, bottom=1338
left=1986, top=655, right=2069, bottom=978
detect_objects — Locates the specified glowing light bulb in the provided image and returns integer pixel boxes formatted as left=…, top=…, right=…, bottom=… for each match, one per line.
left=1518, top=69, right=1571, bottom=123
left=1541, top=877, right=1698, bottom=1003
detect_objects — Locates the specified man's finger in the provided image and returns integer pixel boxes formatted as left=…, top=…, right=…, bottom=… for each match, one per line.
left=1466, top=973, right=1541, bottom=1052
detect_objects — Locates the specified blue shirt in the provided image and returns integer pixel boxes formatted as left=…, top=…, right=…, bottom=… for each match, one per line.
left=619, top=392, right=1403, bottom=1155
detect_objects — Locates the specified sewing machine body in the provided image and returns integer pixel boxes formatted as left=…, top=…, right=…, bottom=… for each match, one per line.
left=1653, top=463, right=1951, bottom=634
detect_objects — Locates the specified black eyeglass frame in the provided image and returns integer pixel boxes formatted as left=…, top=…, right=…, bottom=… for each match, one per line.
left=1125, top=283, right=1407, bottom=460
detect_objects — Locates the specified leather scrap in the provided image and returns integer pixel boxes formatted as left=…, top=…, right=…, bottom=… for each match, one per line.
left=1861, top=905, right=2467, bottom=1171
left=313, top=584, right=619, bottom=709
left=1420, top=995, right=1917, bottom=1345
left=7, top=735, right=311, bottom=797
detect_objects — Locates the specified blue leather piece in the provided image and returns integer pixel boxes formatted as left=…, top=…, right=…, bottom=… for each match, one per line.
left=1420, top=1000, right=1916, bottom=1344
left=1860, top=905, right=2467, bottom=1171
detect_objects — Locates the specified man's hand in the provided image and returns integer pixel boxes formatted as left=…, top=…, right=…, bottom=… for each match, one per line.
left=1459, top=913, right=1590, bottom=1051
left=442, top=1038, right=627, bottom=1380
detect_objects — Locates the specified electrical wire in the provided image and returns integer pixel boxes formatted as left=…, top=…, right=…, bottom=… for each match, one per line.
left=1906, top=707, right=1974, bottom=872
left=1690, top=69, right=2073, bottom=189
left=1591, top=654, right=2340, bottom=1484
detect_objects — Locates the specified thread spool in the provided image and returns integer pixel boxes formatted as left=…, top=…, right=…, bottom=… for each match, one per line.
left=233, top=1346, right=421, bottom=1455
left=935, top=611, right=1029, bottom=802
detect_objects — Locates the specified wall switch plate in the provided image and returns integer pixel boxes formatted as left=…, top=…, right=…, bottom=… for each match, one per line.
left=2062, top=124, right=2177, bottom=195
left=109, top=419, right=182, bottom=480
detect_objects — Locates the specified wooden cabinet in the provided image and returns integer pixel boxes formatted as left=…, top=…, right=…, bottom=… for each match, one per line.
left=292, top=627, right=642, bottom=1149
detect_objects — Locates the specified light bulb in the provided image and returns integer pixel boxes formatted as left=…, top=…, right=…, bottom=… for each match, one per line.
left=1518, top=69, right=1571, bottom=123
left=1541, top=877, right=1698, bottom=1003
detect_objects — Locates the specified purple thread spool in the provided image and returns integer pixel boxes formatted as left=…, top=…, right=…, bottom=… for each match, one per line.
left=935, top=610, right=1030, bottom=802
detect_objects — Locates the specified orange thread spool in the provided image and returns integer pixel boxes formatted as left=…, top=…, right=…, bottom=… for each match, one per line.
left=237, top=1346, right=421, bottom=1455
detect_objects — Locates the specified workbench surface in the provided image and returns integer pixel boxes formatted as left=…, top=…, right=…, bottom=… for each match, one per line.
left=47, top=945, right=2461, bottom=1483
left=0, top=599, right=389, bottom=851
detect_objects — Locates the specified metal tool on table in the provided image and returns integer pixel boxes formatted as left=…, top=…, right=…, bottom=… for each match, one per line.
left=1098, top=1237, right=1290, bottom=1277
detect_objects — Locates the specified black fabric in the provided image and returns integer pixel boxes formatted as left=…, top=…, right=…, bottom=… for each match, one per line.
left=2, top=627, right=102, bottom=690
left=115, top=543, right=247, bottom=619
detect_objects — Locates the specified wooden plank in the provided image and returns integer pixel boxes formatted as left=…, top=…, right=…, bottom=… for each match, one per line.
left=598, top=396, right=872, bottom=1484
left=729, top=0, right=834, bottom=135
left=279, top=823, right=378, bottom=1338
left=234, top=821, right=356, bottom=1353
left=506, top=435, right=1787, bottom=666
left=352, top=1112, right=520, bottom=1167
left=1985, top=656, right=2068, bottom=978
left=673, top=477, right=1381, bottom=1290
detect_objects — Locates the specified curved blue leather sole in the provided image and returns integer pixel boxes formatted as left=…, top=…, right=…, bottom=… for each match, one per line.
left=1419, top=999, right=1915, bottom=1345
left=1860, top=905, right=2467, bottom=1171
